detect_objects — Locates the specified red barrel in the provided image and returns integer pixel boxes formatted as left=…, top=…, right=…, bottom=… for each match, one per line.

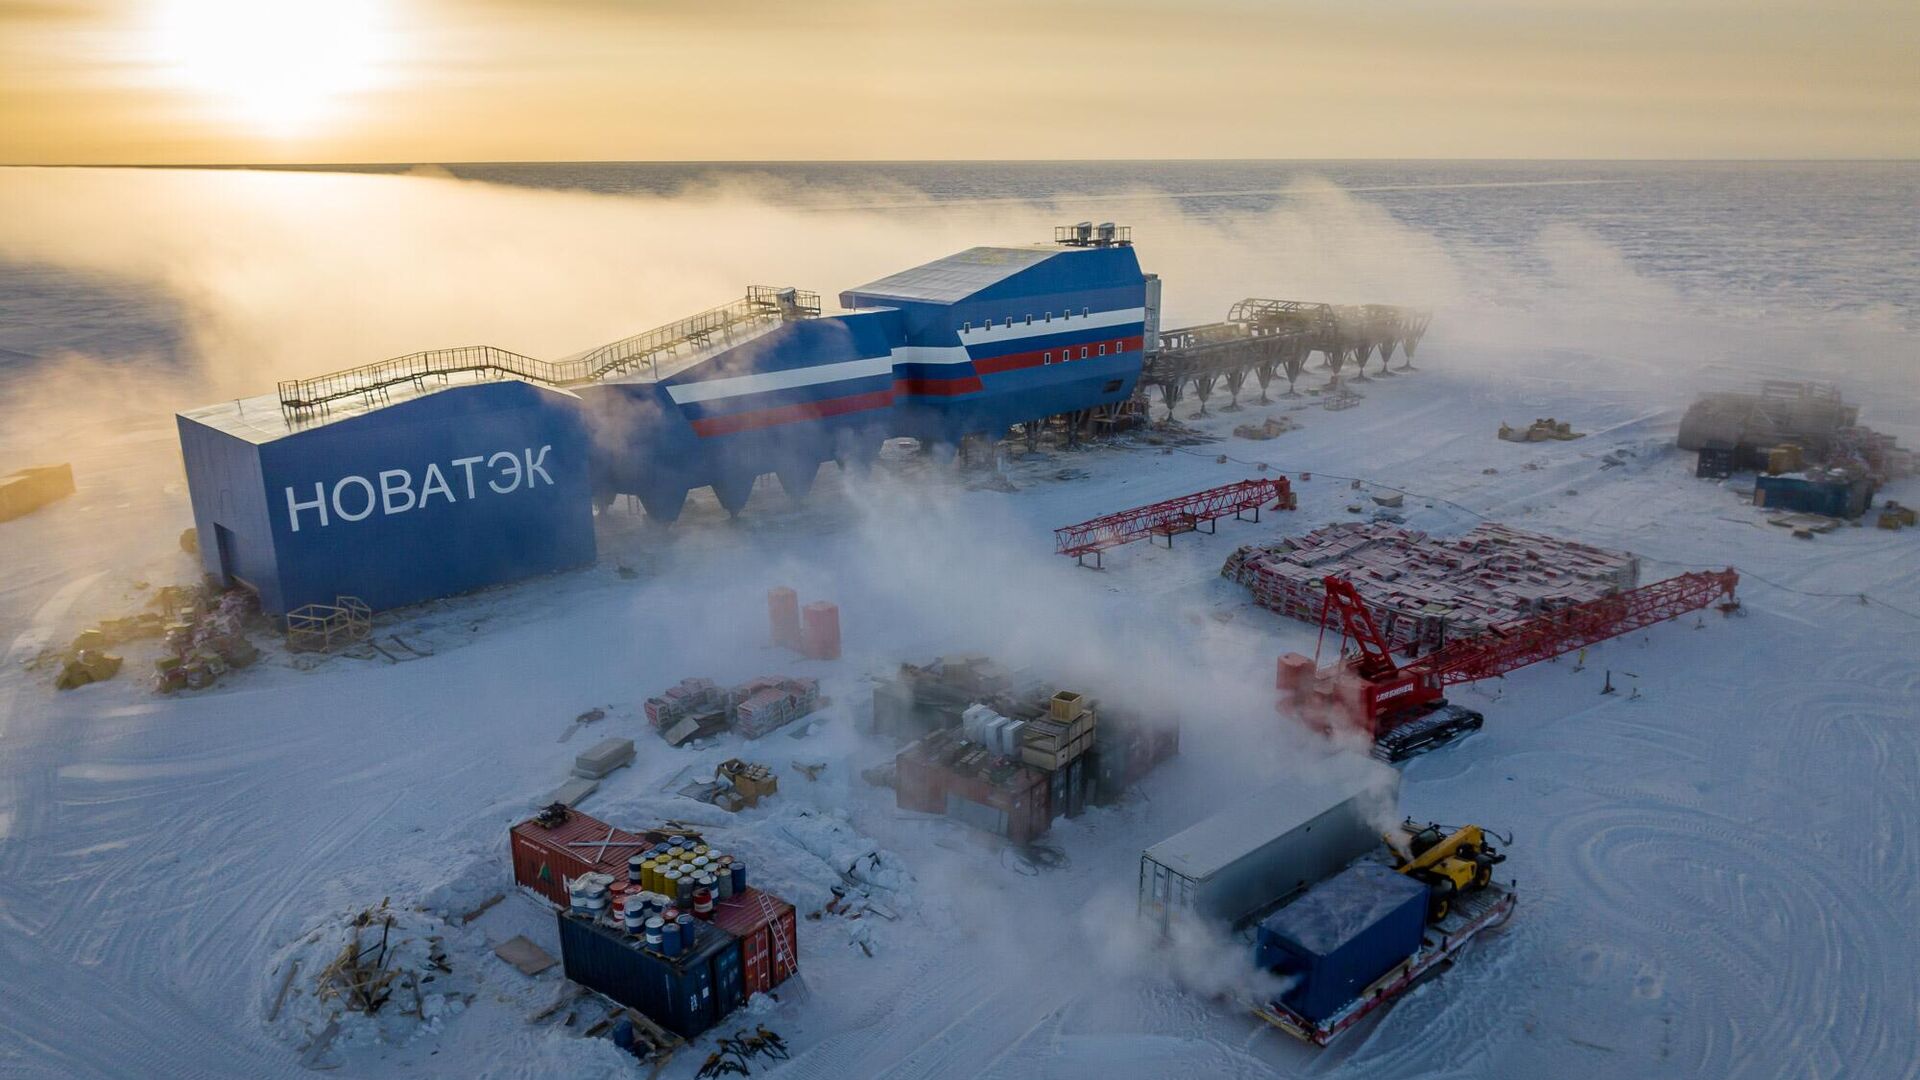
left=768, top=587, right=801, bottom=649
left=693, top=886, right=715, bottom=918
left=801, top=601, right=840, bottom=660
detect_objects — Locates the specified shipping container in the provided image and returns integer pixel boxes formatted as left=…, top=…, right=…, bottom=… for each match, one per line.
left=510, top=809, right=652, bottom=909
left=1139, top=770, right=1397, bottom=931
left=1754, top=471, right=1871, bottom=518
left=1255, top=862, right=1428, bottom=1022
left=709, top=887, right=799, bottom=999
left=1047, top=754, right=1088, bottom=820
left=1089, top=706, right=1180, bottom=805
left=896, top=729, right=1050, bottom=843
left=556, top=911, right=744, bottom=1039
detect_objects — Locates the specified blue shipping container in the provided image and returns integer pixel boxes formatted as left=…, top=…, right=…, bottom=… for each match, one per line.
left=556, top=912, right=744, bottom=1038
left=1256, top=862, right=1428, bottom=1023
left=1754, top=474, right=1869, bottom=518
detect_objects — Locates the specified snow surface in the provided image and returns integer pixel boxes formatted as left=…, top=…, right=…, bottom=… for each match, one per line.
left=1, top=168, right=1917, bottom=1080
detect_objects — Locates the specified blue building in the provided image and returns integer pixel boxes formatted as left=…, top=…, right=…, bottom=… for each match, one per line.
left=178, top=230, right=1153, bottom=613
left=177, top=380, right=596, bottom=615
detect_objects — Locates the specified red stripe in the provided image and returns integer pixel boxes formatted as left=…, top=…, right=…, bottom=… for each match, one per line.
left=689, top=388, right=894, bottom=437
left=893, top=375, right=984, bottom=396
left=973, top=335, right=1144, bottom=376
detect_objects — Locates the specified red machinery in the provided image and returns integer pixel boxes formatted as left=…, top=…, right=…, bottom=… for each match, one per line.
left=1279, top=568, right=1740, bottom=760
left=1055, top=478, right=1295, bottom=567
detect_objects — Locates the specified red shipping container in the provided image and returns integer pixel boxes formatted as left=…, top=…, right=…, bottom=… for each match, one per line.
left=509, top=810, right=652, bottom=909
left=801, top=601, right=840, bottom=660
left=768, top=587, right=801, bottom=649
left=710, top=886, right=799, bottom=998
left=894, top=750, right=949, bottom=814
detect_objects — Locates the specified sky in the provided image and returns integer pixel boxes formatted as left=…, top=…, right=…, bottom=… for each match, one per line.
left=1, top=0, right=1916, bottom=165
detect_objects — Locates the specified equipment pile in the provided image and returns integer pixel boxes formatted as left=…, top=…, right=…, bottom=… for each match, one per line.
left=1224, top=521, right=1639, bottom=655
left=645, top=675, right=823, bottom=746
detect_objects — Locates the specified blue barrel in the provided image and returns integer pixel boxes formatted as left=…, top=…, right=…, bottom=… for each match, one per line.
left=627, top=853, right=646, bottom=883
left=675, top=913, right=694, bottom=939
left=660, top=919, right=681, bottom=956
left=730, top=862, right=747, bottom=894
left=644, top=916, right=664, bottom=947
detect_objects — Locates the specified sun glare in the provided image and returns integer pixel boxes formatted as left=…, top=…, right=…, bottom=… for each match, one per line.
left=149, top=0, right=391, bottom=137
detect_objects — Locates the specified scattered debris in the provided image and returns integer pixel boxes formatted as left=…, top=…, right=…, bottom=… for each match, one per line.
left=1498, top=418, right=1584, bottom=442
left=492, top=935, right=556, bottom=977
left=55, top=648, right=123, bottom=690
left=717, top=759, right=778, bottom=808
left=540, top=777, right=599, bottom=808
left=458, top=893, right=504, bottom=925
left=153, top=589, right=262, bottom=692
left=792, top=761, right=826, bottom=782
left=1233, top=416, right=1298, bottom=440
left=268, top=959, right=301, bottom=1023
left=1764, top=512, right=1843, bottom=534
left=286, top=596, right=372, bottom=653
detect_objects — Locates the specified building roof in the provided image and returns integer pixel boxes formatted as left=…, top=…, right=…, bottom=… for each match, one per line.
left=843, top=245, right=1062, bottom=304
left=1259, top=862, right=1425, bottom=955
left=178, top=375, right=580, bottom=445
left=1143, top=769, right=1396, bottom=883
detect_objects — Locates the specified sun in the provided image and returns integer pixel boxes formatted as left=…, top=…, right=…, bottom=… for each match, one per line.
left=149, top=0, right=391, bottom=137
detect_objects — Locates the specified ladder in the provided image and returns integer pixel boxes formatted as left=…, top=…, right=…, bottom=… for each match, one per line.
left=751, top=888, right=808, bottom=1002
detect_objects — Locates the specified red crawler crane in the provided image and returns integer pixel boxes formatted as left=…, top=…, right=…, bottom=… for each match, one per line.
left=1278, top=568, right=1741, bottom=760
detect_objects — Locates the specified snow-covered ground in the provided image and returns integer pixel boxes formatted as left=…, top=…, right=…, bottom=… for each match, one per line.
left=3, top=342, right=1915, bottom=1079
left=1, top=166, right=1917, bottom=1079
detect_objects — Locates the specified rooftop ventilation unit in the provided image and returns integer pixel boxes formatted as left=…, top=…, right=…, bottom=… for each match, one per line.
left=1054, top=222, right=1132, bottom=247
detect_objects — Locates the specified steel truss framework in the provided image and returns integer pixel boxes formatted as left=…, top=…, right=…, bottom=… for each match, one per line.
left=1145, top=300, right=1431, bottom=419
left=1055, top=478, right=1296, bottom=566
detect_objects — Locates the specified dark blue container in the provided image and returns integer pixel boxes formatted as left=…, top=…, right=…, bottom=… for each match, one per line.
left=556, top=912, right=745, bottom=1039
left=1255, top=863, right=1428, bottom=1023
left=1754, top=473, right=1868, bottom=518
left=729, top=862, right=746, bottom=893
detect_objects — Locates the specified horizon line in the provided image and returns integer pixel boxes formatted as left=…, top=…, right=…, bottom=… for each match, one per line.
left=5, top=156, right=1918, bottom=170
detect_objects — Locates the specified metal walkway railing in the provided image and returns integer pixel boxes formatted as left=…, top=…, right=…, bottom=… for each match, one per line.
left=276, top=286, right=820, bottom=414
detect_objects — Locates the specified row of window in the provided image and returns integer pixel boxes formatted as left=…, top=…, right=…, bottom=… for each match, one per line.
left=1042, top=340, right=1127, bottom=364
left=964, top=308, right=1094, bottom=333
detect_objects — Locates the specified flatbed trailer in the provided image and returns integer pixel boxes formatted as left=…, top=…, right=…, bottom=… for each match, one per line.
left=1252, top=880, right=1517, bottom=1046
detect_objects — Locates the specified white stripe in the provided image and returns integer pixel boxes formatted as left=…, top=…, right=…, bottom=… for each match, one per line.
left=666, top=356, right=895, bottom=404
left=957, top=306, right=1146, bottom=345
left=664, top=306, right=1148, bottom=403
left=890, top=345, right=970, bottom=367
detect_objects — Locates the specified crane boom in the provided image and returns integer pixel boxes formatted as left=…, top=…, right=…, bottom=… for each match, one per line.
left=1280, top=567, right=1740, bottom=759
left=1411, top=569, right=1740, bottom=688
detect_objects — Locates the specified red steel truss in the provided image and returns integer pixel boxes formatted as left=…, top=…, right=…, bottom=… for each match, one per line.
left=1411, top=568, right=1741, bottom=690
left=1285, top=568, right=1739, bottom=748
left=1055, top=478, right=1295, bottom=563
